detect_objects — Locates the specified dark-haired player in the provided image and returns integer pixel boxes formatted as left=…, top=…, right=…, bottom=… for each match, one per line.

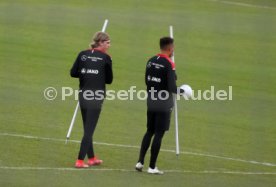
left=135, top=37, right=183, bottom=174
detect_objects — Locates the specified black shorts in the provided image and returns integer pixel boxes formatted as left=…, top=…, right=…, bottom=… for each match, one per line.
left=147, top=108, right=172, bottom=132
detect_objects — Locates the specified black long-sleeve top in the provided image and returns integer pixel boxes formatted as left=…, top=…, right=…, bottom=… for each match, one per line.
left=70, top=48, right=113, bottom=93
left=145, top=53, right=179, bottom=111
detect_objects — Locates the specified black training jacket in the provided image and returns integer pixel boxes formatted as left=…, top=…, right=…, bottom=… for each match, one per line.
left=145, top=54, right=178, bottom=111
left=70, top=49, right=113, bottom=93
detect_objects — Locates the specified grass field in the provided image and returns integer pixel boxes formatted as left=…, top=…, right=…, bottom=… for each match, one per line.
left=0, top=0, right=276, bottom=186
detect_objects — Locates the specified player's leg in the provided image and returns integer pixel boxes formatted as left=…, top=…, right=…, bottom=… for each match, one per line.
left=75, top=98, right=89, bottom=168
left=147, top=110, right=171, bottom=174
left=78, top=107, right=95, bottom=160
left=138, top=130, right=154, bottom=164
left=87, top=107, right=103, bottom=166
left=136, top=110, right=155, bottom=171
left=86, top=108, right=101, bottom=158
left=149, top=130, right=165, bottom=169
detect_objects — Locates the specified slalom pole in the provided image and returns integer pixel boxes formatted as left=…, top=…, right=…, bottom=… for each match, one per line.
left=169, top=25, right=180, bottom=156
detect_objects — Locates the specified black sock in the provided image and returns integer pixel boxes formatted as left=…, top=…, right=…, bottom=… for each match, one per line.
left=138, top=130, right=154, bottom=164
left=149, top=131, right=165, bottom=169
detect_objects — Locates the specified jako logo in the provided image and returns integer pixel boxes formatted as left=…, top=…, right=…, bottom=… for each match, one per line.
left=87, top=69, right=99, bottom=74
left=81, top=68, right=86, bottom=74
left=148, top=76, right=161, bottom=83
left=80, top=68, right=99, bottom=74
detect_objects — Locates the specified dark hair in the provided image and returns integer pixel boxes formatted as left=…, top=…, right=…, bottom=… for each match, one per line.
left=160, top=37, right=174, bottom=50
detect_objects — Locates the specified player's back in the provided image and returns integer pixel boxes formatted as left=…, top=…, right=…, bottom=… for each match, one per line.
left=145, top=55, right=174, bottom=111
left=77, top=49, right=112, bottom=91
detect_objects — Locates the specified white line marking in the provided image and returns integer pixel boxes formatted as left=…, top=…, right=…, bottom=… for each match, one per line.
left=163, top=169, right=276, bottom=175
left=0, top=166, right=133, bottom=172
left=0, top=132, right=275, bottom=167
left=207, top=0, right=276, bottom=10
left=0, top=166, right=275, bottom=175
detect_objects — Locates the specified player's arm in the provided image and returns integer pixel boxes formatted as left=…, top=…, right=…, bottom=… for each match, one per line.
left=145, top=62, right=150, bottom=86
left=167, top=64, right=184, bottom=94
left=105, top=55, right=113, bottom=84
left=70, top=53, right=81, bottom=78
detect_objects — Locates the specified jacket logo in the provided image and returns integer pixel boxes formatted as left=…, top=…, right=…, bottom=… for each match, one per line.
left=81, top=55, right=87, bottom=61
left=147, top=62, right=152, bottom=68
left=88, top=56, right=103, bottom=62
left=80, top=68, right=99, bottom=74
left=147, top=76, right=161, bottom=83
left=81, top=68, right=86, bottom=74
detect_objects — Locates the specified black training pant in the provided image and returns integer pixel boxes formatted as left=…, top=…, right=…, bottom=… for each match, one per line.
left=78, top=95, right=103, bottom=160
left=138, top=109, right=171, bottom=169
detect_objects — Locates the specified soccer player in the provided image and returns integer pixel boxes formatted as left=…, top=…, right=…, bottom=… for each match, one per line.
left=70, top=32, right=113, bottom=168
left=135, top=37, right=183, bottom=174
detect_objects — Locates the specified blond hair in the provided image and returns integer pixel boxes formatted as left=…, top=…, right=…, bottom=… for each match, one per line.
left=90, top=31, right=110, bottom=48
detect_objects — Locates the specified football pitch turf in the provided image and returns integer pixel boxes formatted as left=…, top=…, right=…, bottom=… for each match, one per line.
left=0, top=0, right=275, bottom=186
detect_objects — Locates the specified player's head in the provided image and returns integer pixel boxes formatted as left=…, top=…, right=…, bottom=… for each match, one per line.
left=90, top=32, right=111, bottom=52
left=160, top=37, right=174, bottom=57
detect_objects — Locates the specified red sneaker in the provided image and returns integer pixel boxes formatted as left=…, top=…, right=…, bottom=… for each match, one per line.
left=75, top=159, right=89, bottom=168
left=88, top=157, right=103, bottom=166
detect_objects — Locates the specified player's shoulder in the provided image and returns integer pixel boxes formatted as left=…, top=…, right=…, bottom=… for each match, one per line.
left=76, top=49, right=91, bottom=59
left=146, top=56, right=159, bottom=68
left=74, top=50, right=89, bottom=62
left=81, top=49, right=112, bottom=61
left=92, top=48, right=111, bottom=58
left=157, top=54, right=175, bottom=70
left=147, top=55, right=161, bottom=63
left=80, top=49, right=111, bottom=57
left=76, top=49, right=86, bottom=56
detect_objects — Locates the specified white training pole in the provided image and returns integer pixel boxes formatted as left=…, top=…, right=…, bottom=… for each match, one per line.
left=66, top=101, right=79, bottom=143
left=102, top=19, right=109, bottom=32
left=66, top=19, right=109, bottom=144
left=170, top=25, right=180, bottom=156
left=169, top=26, right=175, bottom=62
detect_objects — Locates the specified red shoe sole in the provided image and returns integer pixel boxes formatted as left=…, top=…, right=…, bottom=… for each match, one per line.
left=88, top=161, right=103, bottom=166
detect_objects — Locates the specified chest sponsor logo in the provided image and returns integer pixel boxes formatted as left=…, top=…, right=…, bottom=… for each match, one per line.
left=152, top=62, right=164, bottom=69
left=81, top=55, right=103, bottom=62
left=88, top=56, right=103, bottom=62
left=81, top=55, right=87, bottom=61
left=147, top=62, right=152, bottom=68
